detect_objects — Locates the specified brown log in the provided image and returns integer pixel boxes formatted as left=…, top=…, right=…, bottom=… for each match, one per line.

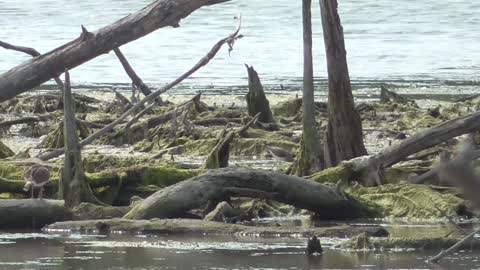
left=36, top=18, right=242, bottom=161
left=0, top=0, right=230, bottom=102
left=124, top=167, right=369, bottom=220
left=319, top=0, right=367, bottom=168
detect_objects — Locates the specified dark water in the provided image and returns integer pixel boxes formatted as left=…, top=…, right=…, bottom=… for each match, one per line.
left=1, top=0, right=479, bottom=89
left=1, top=232, right=480, bottom=270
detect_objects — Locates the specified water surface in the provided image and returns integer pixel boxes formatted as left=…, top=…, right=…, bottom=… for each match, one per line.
left=0, top=0, right=479, bottom=89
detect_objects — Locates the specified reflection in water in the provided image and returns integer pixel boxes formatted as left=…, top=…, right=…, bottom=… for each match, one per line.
left=0, top=233, right=479, bottom=269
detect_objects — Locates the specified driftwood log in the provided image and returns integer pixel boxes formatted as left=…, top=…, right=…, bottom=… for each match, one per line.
left=123, top=167, right=369, bottom=220
left=380, top=85, right=413, bottom=105
left=0, top=0, right=229, bottom=102
left=0, top=199, right=71, bottom=229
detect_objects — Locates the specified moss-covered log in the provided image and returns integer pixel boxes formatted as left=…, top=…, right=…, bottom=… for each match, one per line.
left=124, top=167, right=371, bottom=220
left=44, top=218, right=383, bottom=237
left=0, top=199, right=71, bottom=229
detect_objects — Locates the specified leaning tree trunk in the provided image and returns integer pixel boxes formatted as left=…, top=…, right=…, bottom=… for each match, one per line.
left=0, top=0, right=229, bottom=102
left=61, top=70, right=100, bottom=208
left=245, top=65, right=274, bottom=123
left=292, top=0, right=324, bottom=176
left=319, top=0, right=367, bottom=168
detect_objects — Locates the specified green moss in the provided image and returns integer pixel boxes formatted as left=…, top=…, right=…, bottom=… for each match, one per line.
left=0, top=193, right=24, bottom=199
left=349, top=183, right=465, bottom=219
left=307, top=164, right=353, bottom=184
left=272, top=98, right=302, bottom=117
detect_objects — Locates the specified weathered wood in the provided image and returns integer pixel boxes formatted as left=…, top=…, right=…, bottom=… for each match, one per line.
left=61, top=70, right=99, bottom=207
left=377, top=111, right=480, bottom=167
left=114, top=48, right=152, bottom=97
left=380, top=85, right=413, bottom=104
left=245, top=65, right=274, bottom=123
left=44, top=218, right=382, bottom=237
left=319, top=0, right=367, bottom=168
left=123, top=167, right=369, bottom=220
left=0, top=199, right=71, bottom=229
left=292, top=0, right=323, bottom=176
left=36, top=19, right=242, bottom=161
left=0, top=0, right=230, bottom=102
left=204, top=112, right=261, bottom=169
left=0, top=40, right=64, bottom=91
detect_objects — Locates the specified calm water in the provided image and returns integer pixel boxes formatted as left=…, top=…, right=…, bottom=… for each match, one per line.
left=1, top=232, right=480, bottom=270
left=0, top=0, right=479, bottom=90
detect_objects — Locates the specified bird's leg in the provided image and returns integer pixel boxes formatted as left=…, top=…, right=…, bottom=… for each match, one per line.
left=30, top=187, right=34, bottom=199
left=38, top=187, right=43, bottom=200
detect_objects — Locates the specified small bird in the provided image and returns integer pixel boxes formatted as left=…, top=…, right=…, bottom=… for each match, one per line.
left=266, top=146, right=294, bottom=162
left=23, top=164, right=50, bottom=199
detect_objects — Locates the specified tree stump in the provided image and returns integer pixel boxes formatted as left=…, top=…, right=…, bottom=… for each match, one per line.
left=245, top=65, right=274, bottom=123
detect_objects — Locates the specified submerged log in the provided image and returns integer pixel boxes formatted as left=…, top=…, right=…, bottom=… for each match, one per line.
left=44, top=218, right=383, bottom=237
left=245, top=65, right=274, bottom=123
left=0, top=199, right=71, bottom=229
left=0, top=0, right=230, bottom=102
left=123, top=167, right=370, bottom=220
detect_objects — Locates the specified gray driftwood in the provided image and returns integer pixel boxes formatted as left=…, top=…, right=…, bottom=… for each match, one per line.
left=0, top=199, right=71, bottom=229
left=123, top=167, right=369, bottom=220
left=0, top=0, right=229, bottom=102
left=245, top=65, right=274, bottom=123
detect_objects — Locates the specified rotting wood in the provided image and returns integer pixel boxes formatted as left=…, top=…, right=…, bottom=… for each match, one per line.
left=319, top=0, right=367, bottom=168
left=36, top=18, right=242, bottom=161
left=0, top=0, right=230, bottom=102
left=61, top=70, right=100, bottom=207
left=204, top=112, right=261, bottom=169
left=245, top=65, right=274, bottom=123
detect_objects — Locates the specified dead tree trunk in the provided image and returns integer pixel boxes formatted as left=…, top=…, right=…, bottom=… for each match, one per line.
left=0, top=0, right=229, bottom=102
left=245, top=65, right=274, bottom=123
left=319, top=0, right=367, bottom=168
left=61, top=70, right=100, bottom=208
left=124, top=167, right=370, bottom=220
left=292, top=0, right=324, bottom=176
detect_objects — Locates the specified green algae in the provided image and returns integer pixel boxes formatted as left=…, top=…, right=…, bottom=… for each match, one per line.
left=349, top=183, right=465, bottom=219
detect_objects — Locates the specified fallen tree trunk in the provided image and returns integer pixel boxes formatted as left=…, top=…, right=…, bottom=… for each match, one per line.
left=123, top=167, right=370, bottom=220
left=0, top=0, right=229, bottom=102
left=0, top=199, right=71, bottom=229
left=377, top=111, right=480, bottom=167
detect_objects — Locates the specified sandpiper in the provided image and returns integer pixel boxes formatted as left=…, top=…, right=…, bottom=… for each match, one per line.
left=23, top=164, right=50, bottom=199
left=266, top=146, right=294, bottom=162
